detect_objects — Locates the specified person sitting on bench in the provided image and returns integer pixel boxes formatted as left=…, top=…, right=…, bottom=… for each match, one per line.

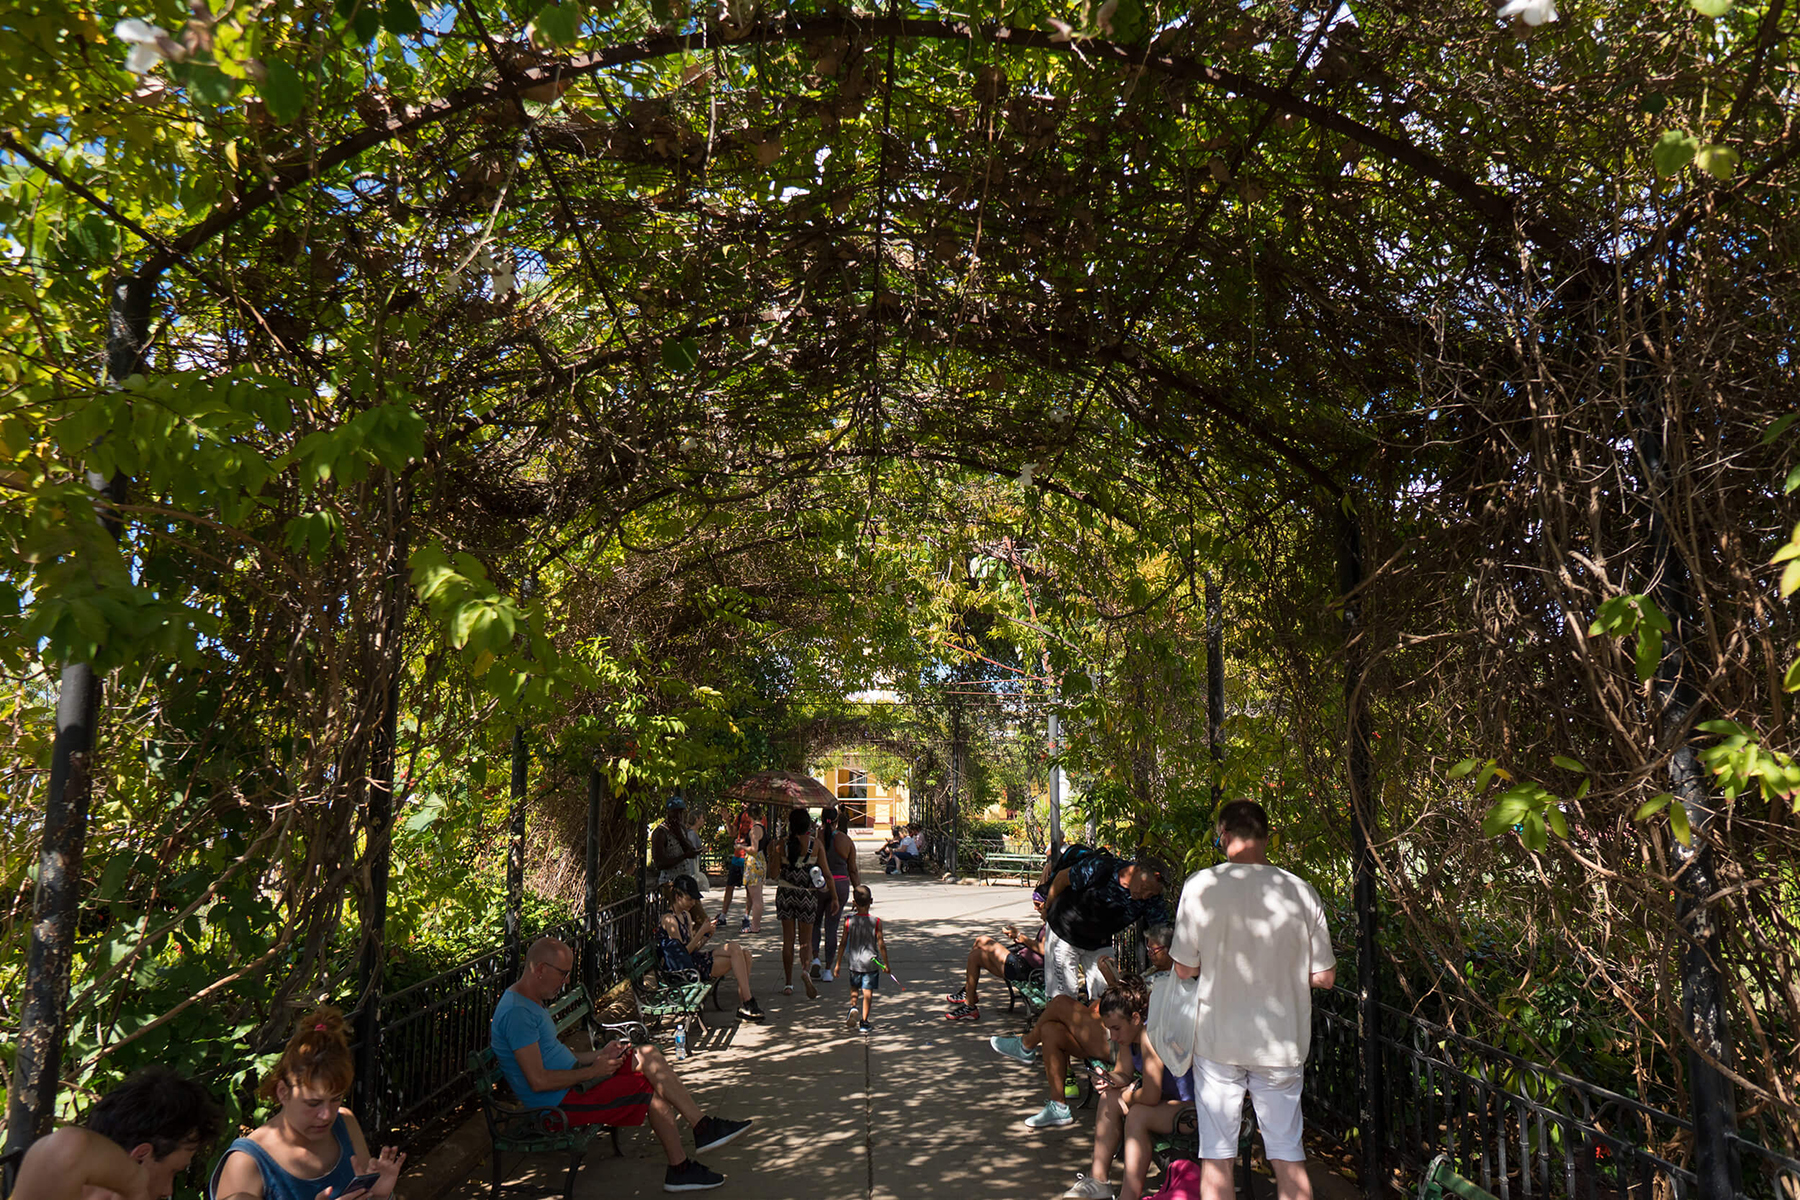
left=490, top=937, right=753, bottom=1193
left=945, top=889, right=1049, bottom=1021
left=659, top=874, right=765, bottom=1021
left=1061, top=976, right=1194, bottom=1200
left=988, top=970, right=1126, bottom=1128
left=885, top=825, right=924, bottom=874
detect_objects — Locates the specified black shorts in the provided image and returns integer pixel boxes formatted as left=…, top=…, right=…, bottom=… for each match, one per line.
left=727, top=857, right=745, bottom=887
left=1003, top=948, right=1040, bottom=982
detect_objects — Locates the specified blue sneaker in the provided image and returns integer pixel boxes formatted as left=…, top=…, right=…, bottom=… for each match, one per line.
left=991, top=1035, right=1040, bottom=1064
left=1025, top=1100, right=1074, bottom=1128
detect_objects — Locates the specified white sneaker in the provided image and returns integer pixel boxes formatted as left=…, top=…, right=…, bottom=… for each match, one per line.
left=1064, top=1175, right=1115, bottom=1199
left=820, top=968, right=834, bottom=982
left=1025, top=1100, right=1074, bottom=1128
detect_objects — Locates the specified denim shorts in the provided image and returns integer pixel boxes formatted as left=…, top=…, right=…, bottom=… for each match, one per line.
left=848, top=970, right=880, bottom=991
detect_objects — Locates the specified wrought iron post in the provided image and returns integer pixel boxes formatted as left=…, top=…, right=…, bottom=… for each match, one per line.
left=584, top=766, right=602, bottom=994
left=948, top=704, right=962, bottom=878
left=505, top=726, right=527, bottom=978
left=1047, top=711, right=1063, bottom=854
left=1632, top=392, right=1739, bottom=1200
left=634, top=788, right=649, bottom=940
left=1337, top=503, right=1386, bottom=1197
left=5, top=274, right=150, bottom=1154
left=1206, top=571, right=1225, bottom=810
left=353, top=500, right=406, bottom=1137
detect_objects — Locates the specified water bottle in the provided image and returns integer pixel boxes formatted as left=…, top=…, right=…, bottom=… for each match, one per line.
left=674, top=1022, right=689, bottom=1060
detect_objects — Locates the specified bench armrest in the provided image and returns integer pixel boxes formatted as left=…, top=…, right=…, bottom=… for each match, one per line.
left=490, top=1102, right=580, bottom=1142
left=597, top=1019, right=652, bottom=1044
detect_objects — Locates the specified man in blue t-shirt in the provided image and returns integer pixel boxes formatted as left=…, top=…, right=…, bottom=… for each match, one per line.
left=490, top=938, right=753, bottom=1193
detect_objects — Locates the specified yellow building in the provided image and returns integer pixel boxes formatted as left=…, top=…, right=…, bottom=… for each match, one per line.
left=817, top=755, right=910, bottom=829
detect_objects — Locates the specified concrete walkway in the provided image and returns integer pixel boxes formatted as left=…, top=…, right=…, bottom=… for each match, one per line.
left=448, top=867, right=1361, bottom=1200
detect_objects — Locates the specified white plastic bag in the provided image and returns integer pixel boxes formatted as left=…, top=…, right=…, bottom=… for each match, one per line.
left=1147, top=971, right=1200, bottom=1077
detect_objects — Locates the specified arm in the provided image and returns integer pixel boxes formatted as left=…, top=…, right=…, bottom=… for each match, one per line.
left=843, top=834, right=862, bottom=888
left=688, top=917, right=716, bottom=951
left=1311, top=966, right=1337, bottom=989
left=876, top=922, right=889, bottom=966
left=832, top=918, right=848, bottom=977
left=212, top=1148, right=269, bottom=1200
left=1096, top=953, right=1121, bottom=990
left=1175, top=960, right=1200, bottom=980
left=338, top=1110, right=405, bottom=1199
left=509, top=1038, right=622, bottom=1095
left=1132, top=1037, right=1168, bottom=1107
left=11, top=1127, right=152, bottom=1200
left=1044, top=867, right=1073, bottom=905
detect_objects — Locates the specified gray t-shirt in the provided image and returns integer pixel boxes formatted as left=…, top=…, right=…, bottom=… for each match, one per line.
left=841, top=912, right=880, bottom=973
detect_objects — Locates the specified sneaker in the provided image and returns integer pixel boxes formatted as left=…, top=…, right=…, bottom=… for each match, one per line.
left=809, top=958, right=822, bottom=979
left=858, top=1020, right=873, bottom=1034
left=782, top=983, right=793, bottom=995
left=1025, top=1100, right=1075, bottom=1129
left=1064, top=1077, right=1082, bottom=1100
left=692, top=1116, right=752, bottom=1152
left=803, top=973, right=819, bottom=999
left=736, top=998, right=764, bottom=1021
left=663, top=1159, right=725, bottom=1192
left=945, top=1002, right=980, bottom=1022
left=847, top=1005, right=860, bottom=1029
left=739, top=917, right=752, bottom=934
left=819, top=968, right=834, bottom=982
left=1064, top=1175, right=1116, bottom=1198
left=945, top=990, right=967, bottom=1005
left=991, top=1035, right=1040, bottom=1064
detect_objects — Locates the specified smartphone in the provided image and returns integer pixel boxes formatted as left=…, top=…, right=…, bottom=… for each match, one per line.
left=345, top=1172, right=383, bottom=1194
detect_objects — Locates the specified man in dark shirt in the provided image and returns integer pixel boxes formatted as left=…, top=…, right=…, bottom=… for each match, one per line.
left=1041, top=850, right=1169, bottom=1001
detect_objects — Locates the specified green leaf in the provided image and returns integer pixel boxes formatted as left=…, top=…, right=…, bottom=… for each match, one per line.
left=1690, top=0, right=1732, bottom=15
left=1783, top=657, right=1800, bottom=693
left=1476, top=762, right=1499, bottom=791
left=1639, top=92, right=1668, bottom=115
left=259, top=58, right=305, bottom=124
left=1635, top=626, right=1663, bottom=681
left=1784, top=463, right=1800, bottom=494
left=1652, top=130, right=1700, bottom=177
left=1634, top=793, right=1673, bottom=821
left=383, top=0, right=423, bottom=34
left=1695, top=143, right=1740, bottom=181
left=1545, top=806, right=1569, bottom=839
left=1521, top=810, right=1548, bottom=852
left=1551, top=755, right=1587, bottom=773
left=1761, top=414, right=1798, bottom=445
left=532, top=0, right=583, bottom=44
left=661, top=337, right=700, bottom=371
left=1668, top=798, right=1692, bottom=845
left=1480, top=794, right=1532, bottom=838
left=185, top=64, right=241, bottom=107
left=352, top=4, right=383, bottom=42
left=1783, top=558, right=1800, bottom=598
left=1448, top=757, right=1478, bottom=780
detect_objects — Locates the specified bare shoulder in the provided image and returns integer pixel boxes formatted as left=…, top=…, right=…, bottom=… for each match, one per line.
left=339, top=1107, right=372, bottom=1156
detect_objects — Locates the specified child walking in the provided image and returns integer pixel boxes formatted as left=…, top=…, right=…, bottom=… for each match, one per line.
left=833, top=885, right=888, bottom=1034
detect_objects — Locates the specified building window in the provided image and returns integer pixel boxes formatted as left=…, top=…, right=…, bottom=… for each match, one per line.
left=841, top=769, right=868, bottom=799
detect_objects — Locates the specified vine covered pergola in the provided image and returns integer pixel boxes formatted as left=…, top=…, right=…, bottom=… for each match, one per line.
left=4, top=0, right=1799, bottom=1194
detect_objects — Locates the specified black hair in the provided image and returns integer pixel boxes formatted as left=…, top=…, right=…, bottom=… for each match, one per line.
left=1217, top=800, right=1271, bottom=842
left=88, top=1067, right=223, bottom=1160
left=1097, top=976, right=1152, bottom=1021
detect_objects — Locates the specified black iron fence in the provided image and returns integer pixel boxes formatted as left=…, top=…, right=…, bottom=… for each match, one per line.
left=1304, top=988, right=1800, bottom=1200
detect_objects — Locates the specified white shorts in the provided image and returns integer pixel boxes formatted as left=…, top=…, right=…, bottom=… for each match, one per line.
left=1191, top=1055, right=1306, bottom=1162
left=1043, top=928, right=1115, bottom=1001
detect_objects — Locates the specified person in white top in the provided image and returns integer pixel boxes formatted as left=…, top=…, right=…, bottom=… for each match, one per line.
left=1167, top=800, right=1336, bottom=1200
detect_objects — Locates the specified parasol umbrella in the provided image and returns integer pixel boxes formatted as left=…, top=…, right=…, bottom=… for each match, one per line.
left=721, top=768, right=837, bottom=807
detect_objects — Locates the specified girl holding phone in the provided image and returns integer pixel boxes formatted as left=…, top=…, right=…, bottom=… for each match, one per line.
left=209, top=1008, right=404, bottom=1200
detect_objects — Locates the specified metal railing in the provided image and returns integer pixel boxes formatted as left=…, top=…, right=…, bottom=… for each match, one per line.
left=1303, top=989, right=1800, bottom=1200
left=361, top=897, right=650, bottom=1138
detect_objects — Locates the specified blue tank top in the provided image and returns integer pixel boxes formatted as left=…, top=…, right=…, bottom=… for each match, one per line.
left=209, top=1113, right=357, bottom=1200
left=1132, top=1044, right=1196, bottom=1103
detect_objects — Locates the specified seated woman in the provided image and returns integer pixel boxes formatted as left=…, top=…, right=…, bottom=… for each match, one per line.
left=659, top=873, right=765, bottom=1021
left=1060, top=977, right=1193, bottom=1200
left=989, top=971, right=1122, bottom=1128
left=945, top=890, right=1049, bottom=1021
left=210, top=1009, right=404, bottom=1200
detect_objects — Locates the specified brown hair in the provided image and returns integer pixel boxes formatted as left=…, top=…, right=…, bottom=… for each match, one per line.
left=1097, top=975, right=1152, bottom=1021
left=260, top=1006, right=354, bottom=1102
left=1217, top=800, right=1271, bottom=842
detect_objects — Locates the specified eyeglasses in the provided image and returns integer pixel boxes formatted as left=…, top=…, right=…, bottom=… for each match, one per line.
left=540, top=961, right=572, bottom=979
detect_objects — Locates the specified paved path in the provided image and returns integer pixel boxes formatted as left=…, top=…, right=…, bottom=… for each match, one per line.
left=451, top=865, right=1360, bottom=1200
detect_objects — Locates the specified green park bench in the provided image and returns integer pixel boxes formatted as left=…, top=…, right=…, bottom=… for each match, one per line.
left=1008, top=969, right=1049, bottom=1016
left=467, top=985, right=648, bottom=1200
left=978, top=852, right=1044, bottom=885
left=625, top=943, right=721, bottom=1041
left=1415, top=1155, right=1501, bottom=1200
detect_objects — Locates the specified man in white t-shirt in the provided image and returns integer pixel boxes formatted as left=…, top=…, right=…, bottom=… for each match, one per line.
left=1167, top=800, right=1336, bottom=1200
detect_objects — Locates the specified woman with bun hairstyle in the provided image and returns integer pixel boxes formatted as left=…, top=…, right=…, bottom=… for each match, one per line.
left=210, top=1008, right=404, bottom=1200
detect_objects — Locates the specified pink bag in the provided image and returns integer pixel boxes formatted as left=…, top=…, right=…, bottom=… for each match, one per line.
left=1147, top=1159, right=1202, bottom=1200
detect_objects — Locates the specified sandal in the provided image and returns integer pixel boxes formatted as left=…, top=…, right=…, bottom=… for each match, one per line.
left=782, top=984, right=794, bottom=995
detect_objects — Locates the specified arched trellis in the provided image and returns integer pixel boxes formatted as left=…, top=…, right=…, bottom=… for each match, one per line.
left=2, top=6, right=1767, bottom=1196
